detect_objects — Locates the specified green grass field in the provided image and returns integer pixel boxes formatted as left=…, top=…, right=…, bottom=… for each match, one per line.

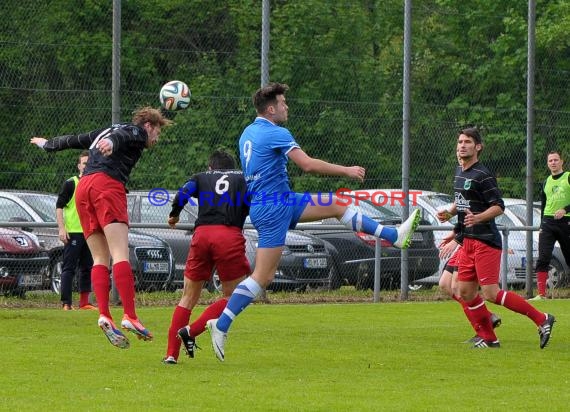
left=2, top=300, right=569, bottom=411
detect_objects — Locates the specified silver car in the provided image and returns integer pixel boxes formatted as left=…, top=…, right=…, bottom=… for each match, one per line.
left=0, top=190, right=175, bottom=293
left=503, top=198, right=569, bottom=288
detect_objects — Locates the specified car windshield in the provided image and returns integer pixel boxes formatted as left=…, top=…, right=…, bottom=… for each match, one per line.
left=138, top=193, right=197, bottom=223
left=346, top=197, right=401, bottom=221
left=495, top=212, right=518, bottom=227
left=371, top=192, right=456, bottom=226
left=421, top=193, right=454, bottom=209
left=293, top=195, right=400, bottom=227
left=18, top=193, right=57, bottom=222
left=0, top=197, right=35, bottom=223
left=507, top=204, right=541, bottom=226
left=419, top=194, right=457, bottom=225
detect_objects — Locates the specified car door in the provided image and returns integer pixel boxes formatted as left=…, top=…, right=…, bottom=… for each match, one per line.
left=127, top=192, right=195, bottom=285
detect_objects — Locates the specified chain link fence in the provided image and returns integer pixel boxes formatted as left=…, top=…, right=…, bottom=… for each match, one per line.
left=1, top=0, right=568, bottom=302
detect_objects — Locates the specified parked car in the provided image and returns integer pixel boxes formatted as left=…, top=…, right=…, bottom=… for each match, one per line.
left=344, top=189, right=538, bottom=288
left=298, top=195, right=440, bottom=290
left=503, top=198, right=569, bottom=288
left=0, top=227, right=50, bottom=297
left=126, top=190, right=333, bottom=292
left=0, top=190, right=175, bottom=292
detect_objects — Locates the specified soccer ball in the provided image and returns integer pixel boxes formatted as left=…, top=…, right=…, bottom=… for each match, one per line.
left=159, top=80, right=191, bottom=111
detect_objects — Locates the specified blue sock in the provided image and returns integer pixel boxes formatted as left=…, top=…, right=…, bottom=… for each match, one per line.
left=340, top=208, right=397, bottom=244
left=216, top=277, right=263, bottom=333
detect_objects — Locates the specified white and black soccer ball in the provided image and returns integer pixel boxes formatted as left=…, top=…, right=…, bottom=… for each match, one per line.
left=159, top=80, right=191, bottom=111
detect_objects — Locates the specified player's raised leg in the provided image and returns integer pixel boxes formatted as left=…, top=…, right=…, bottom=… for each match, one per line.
left=299, top=195, right=421, bottom=249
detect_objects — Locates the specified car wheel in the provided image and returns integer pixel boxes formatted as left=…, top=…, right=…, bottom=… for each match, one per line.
left=328, top=264, right=343, bottom=290
left=50, top=256, right=63, bottom=294
left=10, top=287, right=26, bottom=299
left=355, top=274, right=373, bottom=290
left=547, top=258, right=566, bottom=289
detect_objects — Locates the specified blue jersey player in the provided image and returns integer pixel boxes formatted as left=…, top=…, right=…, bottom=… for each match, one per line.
left=206, top=82, right=421, bottom=361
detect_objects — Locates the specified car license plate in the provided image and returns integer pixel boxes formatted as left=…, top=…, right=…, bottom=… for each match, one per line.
left=304, top=258, right=327, bottom=268
left=143, top=262, right=169, bottom=273
left=18, top=274, right=42, bottom=286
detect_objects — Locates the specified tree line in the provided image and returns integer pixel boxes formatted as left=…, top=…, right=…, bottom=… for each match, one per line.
left=0, top=0, right=568, bottom=198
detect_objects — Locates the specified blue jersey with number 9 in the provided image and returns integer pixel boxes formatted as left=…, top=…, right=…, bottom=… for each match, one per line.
left=239, top=117, right=300, bottom=202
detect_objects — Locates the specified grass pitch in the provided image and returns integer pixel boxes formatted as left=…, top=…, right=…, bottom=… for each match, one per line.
left=1, top=300, right=569, bottom=411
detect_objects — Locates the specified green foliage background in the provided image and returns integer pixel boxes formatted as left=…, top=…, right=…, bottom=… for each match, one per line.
left=1, top=0, right=569, bottom=196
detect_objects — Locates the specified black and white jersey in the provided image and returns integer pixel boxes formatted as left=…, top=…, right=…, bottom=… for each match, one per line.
left=42, top=123, right=147, bottom=185
left=453, top=162, right=504, bottom=249
left=171, top=169, right=249, bottom=229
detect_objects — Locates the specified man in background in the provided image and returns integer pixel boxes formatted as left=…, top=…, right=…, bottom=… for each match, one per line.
left=531, top=151, right=570, bottom=300
left=56, top=150, right=95, bottom=310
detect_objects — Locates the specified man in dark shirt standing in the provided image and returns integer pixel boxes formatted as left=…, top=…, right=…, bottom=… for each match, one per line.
left=162, top=150, right=251, bottom=364
left=531, top=151, right=570, bottom=300
left=441, top=128, right=554, bottom=349
left=56, top=150, right=95, bottom=311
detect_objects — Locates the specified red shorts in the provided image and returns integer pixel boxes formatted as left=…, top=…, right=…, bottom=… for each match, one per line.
left=449, top=247, right=460, bottom=267
left=444, top=248, right=460, bottom=272
left=184, top=225, right=251, bottom=282
left=75, top=172, right=129, bottom=239
left=456, top=237, right=501, bottom=285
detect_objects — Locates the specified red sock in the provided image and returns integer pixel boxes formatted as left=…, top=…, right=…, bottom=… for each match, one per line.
left=79, top=291, right=90, bottom=307
left=189, top=298, right=228, bottom=337
left=452, top=294, right=467, bottom=308
left=453, top=294, right=478, bottom=332
left=166, top=306, right=192, bottom=360
left=495, top=289, right=546, bottom=326
left=91, top=265, right=111, bottom=318
left=536, top=271, right=548, bottom=297
left=113, top=260, right=137, bottom=319
left=465, top=295, right=496, bottom=341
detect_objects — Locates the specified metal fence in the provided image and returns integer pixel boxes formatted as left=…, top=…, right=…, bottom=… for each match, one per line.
left=1, top=0, right=568, bottom=301
left=1, top=217, right=561, bottom=302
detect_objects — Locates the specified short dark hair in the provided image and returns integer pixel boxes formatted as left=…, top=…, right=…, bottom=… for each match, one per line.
left=209, top=150, right=236, bottom=170
left=547, top=151, right=563, bottom=160
left=252, top=82, right=289, bottom=114
left=459, top=127, right=482, bottom=145
left=79, top=150, right=89, bottom=160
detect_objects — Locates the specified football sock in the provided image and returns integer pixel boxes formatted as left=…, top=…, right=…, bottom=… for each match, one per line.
left=166, top=305, right=191, bottom=359
left=79, top=291, right=90, bottom=307
left=190, top=298, right=228, bottom=337
left=495, top=289, right=546, bottom=326
left=217, top=277, right=262, bottom=333
left=113, top=260, right=137, bottom=319
left=465, top=295, right=496, bottom=341
left=340, top=208, right=397, bottom=243
left=454, top=294, right=478, bottom=332
left=536, top=271, right=548, bottom=296
left=452, top=294, right=466, bottom=306
left=91, top=264, right=111, bottom=318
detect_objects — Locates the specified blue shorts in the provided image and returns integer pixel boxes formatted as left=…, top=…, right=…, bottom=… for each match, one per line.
left=250, top=192, right=311, bottom=248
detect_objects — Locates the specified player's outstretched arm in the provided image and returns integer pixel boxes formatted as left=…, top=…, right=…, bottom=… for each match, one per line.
left=288, top=148, right=364, bottom=182
left=30, top=129, right=102, bottom=152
